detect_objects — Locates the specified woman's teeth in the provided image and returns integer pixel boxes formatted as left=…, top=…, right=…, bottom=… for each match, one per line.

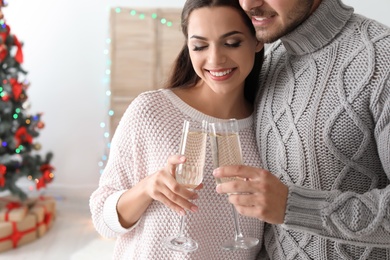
left=209, top=69, right=233, bottom=77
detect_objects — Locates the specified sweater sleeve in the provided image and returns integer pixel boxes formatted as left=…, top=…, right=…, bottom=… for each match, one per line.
left=89, top=95, right=143, bottom=238
left=283, top=73, right=390, bottom=248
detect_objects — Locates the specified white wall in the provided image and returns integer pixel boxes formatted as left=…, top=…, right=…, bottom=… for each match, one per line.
left=343, top=0, right=390, bottom=26
left=2, top=0, right=389, bottom=199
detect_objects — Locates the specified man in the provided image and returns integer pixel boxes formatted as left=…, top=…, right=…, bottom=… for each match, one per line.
left=214, top=0, right=390, bottom=259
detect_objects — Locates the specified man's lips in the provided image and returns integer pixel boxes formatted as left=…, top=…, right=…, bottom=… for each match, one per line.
left=251, top=15, right=275, bottom=26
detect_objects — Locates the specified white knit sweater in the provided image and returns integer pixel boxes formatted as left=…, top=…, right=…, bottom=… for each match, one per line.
left=256, top=0, right=390, bottom=259
left=90, top=89, right=264, bottom=259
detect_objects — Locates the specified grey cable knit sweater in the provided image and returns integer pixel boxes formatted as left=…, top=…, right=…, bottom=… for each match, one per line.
left=256, top=0, right=390, bottom=259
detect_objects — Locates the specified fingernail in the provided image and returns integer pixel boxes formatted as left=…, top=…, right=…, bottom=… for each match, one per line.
left=180, top=156, right=186, bottom=162
left=191, top=193, right=199, bottom=200
left=213, top=169, right=219, bottom=177
left=215, top=184, right=221, bottom=193
left=179, top=210, right=186, bottom=216
left=191, top=205, right=198, bottom=213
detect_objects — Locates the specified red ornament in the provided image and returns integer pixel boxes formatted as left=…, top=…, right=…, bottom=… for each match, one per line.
left=37, top=121, right=45, bottom=129
left=12, top=35, right=23, bottom=64
left=0, top=24, right=10, bottom=44
left=40, top=164, right=54, bottom=175
left=0, top=164, right=6, bottom=187
left=2, top=94, right=9, bottom=102
left=14, top=127, right=33, bottom=147
left=36, top=164, right=54, bottom=190
left=10, top=78, right=23, bottom=101
left=0, top=43, right=8, bottom=62
left=0, top=23, right=24, bottom=64
left=36, top=177, right=46, bottom=190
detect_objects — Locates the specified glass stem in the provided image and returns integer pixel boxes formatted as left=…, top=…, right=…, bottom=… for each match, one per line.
left=177, top=188, right=193, bottom=238
left=231, top=204, right=244, bottom=241
left=177, top=215, right=186, bottom=238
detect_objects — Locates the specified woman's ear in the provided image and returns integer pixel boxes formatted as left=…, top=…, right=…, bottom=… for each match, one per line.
left=255, top=41, right=264, bottom=53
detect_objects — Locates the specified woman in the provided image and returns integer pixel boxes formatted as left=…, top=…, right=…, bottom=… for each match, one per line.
left=89, top=0, right=264, bottom=259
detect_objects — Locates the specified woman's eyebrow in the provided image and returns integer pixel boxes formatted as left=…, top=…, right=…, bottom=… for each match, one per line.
left=189, top=31, right=243, bottom=40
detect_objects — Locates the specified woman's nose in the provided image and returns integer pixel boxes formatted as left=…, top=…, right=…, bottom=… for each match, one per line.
left=208, top=47, right=226, bottom=65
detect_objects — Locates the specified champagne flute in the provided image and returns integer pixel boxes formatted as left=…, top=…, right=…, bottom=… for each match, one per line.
left=162, top=119, right=207, bottom=252
left=209, top=119, right=259, bottom=250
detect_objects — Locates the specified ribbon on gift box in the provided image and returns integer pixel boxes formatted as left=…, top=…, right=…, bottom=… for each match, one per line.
left=38, top=195, right=48, bottom=201
left=5, top=202, right=22, bottom=221
left=36, top=204, right=52, bottom=228
left=36, top=195, right=56, bottom=227
left=0, top=221, right=36, bottom=248
left=0, top=197, right=29, bottom=222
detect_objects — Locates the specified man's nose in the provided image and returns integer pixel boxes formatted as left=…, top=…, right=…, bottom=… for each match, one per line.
left=239, top=0, right=265, bottom=12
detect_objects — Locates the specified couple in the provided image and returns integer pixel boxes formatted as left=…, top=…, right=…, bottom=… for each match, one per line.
left=90, top=0, right=390, bottom=259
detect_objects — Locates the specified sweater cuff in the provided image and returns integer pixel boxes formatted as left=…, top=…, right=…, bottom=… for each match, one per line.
left=283, top=185, right=330, bottom=233
left=103, top=190, right=141, bottom=234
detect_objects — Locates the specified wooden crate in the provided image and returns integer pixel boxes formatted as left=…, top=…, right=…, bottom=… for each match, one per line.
left=109, top=8, right=183, bottom=136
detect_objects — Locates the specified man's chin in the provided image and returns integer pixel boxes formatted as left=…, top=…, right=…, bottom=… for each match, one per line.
left=255, top=33, right=280, bottom=44
left=256, top=26, right=295, bottom=44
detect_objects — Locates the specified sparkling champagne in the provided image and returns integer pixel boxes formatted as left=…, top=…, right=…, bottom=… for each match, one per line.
left=209, top=132, right=242, bottom=184
left=175, top=131, right=207, bottom=189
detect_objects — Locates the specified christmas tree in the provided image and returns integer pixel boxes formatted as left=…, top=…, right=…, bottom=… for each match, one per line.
left=0, top=1, right=54, bottom=201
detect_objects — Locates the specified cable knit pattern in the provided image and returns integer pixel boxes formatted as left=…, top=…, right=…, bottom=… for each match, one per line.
left=90, top=89, right=264, bottom=259
left=256, top=0, right=390, bottom=259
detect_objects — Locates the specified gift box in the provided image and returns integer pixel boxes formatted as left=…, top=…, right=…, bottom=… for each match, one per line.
left=34, top=196, right=56, bottom=229
left=0, top=195, right=56, bottom=252
left=0, top=213, right=37, bottom=253
left=29, top=205, right=47, bottom=237
left=0, top=198, right=28, bottom=222
left=29, top=196, right=56, bottom=237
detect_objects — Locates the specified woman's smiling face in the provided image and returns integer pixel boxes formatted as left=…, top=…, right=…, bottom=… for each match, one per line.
left=187, top=6, right=262, bottom=97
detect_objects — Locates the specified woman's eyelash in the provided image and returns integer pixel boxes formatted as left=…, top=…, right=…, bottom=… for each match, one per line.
left=226, top=42, right=241, bottom=48
left=192, top=41, right=242, bottom=51
left=193, top=46, right=206, bottom=51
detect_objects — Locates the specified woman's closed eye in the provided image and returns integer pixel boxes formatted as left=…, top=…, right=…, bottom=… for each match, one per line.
left=225, top=41, right=242, bottom=48
left=191, top=39, right=242, bottom=51
left=193, top=45, right=207, bottom=51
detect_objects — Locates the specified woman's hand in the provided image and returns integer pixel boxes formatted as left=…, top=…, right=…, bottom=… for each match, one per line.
left=142, top=154, right=201, bottom=215
left=117, top=155, right=202, bottom=228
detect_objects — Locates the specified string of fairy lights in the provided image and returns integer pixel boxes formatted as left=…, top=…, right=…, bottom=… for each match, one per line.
left=98, top=7, right=176, bottom=174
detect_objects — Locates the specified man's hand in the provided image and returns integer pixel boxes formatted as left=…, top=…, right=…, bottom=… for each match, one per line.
left=213, top=165, right=288, bottom=224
